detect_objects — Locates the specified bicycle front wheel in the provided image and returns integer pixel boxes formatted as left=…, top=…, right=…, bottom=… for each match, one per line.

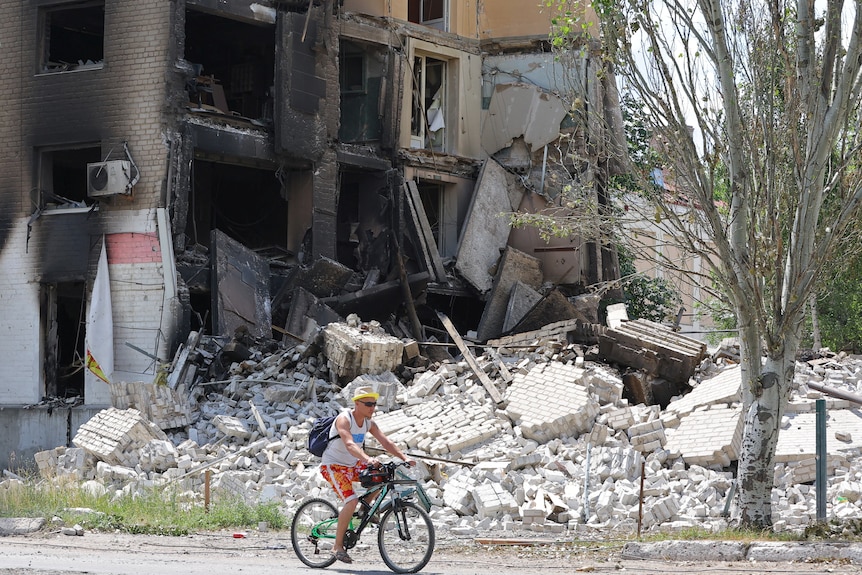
left=290, top=497, right=339, bottom=568
left=377, top=500, right=435, bottom=573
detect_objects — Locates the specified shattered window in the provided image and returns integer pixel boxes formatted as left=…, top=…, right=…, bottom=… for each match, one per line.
left=408, top=0, right=447, bottom=30
left=40, top=2, right=105, bottom=74
left=36, top=145, right=102, bottom=209
left=411, top=55, right=446, bottom=151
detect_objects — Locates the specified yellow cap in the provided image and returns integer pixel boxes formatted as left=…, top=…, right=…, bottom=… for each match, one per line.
left=352, top=386, right=379, bottom=402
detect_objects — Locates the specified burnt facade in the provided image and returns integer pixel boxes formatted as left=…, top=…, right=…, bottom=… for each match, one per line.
left=0, top=0, right=624, bottom=441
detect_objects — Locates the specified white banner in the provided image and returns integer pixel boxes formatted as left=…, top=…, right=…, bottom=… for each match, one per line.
left=85, top=236, right=114, bottom=388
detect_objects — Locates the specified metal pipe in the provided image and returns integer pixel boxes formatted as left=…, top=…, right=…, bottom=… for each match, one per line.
left=540, top=144, right=548, bottom=195
left=807, top=380, right=862, bottom=405
left=638, top=458, right=645, bottom=538
left=582, top=443, right=591, bottom=523
left=815, top=398, right=827, bottom=522
left=205, top=470, right=211, bottom=513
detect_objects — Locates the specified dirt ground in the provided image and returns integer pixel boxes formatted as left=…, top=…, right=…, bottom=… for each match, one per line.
left=1, top=529, right=861, bottom=575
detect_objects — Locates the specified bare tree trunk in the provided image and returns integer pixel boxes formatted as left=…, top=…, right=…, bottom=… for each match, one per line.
left=809, top=292, right=821, bottom=350
left=735, top=343, right=796, bottom=527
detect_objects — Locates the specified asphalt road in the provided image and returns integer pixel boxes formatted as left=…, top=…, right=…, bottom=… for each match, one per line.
left=2, top=530, right=862, bottom=575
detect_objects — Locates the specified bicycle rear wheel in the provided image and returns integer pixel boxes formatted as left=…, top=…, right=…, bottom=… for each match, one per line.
left=290, top=498, right=339, bottom=568
left=377, top=500, right=435, bottom=573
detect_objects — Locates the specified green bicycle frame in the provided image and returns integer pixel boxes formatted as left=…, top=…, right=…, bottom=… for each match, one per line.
left=310, top=473, right=430, bottom=540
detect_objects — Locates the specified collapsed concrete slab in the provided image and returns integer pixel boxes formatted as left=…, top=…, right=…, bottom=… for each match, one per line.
left=504, top=362, right=600, bottom=443
left=476, top=247, right=543, bottom=342
left=502, top=281, right=543, bottom=334
left=509, top=288, right=586, bottom=335
left=72, top=408, right=169, bottom=468
left=599, top=319, right=707, bottom=385
left=454, top=158, right=523, bottom=294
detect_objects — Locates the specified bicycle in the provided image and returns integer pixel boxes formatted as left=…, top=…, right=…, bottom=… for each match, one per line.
left=290, top=461, right=435, bottom=573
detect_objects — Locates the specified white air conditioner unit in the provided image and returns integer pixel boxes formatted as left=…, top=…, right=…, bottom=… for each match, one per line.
left=87, top=160, right=132, bottom=197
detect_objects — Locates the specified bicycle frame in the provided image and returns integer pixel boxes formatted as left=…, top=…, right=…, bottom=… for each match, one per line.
left=292, top=461, right=436, bottom=573
left=314, top=466, right=429, bottom=547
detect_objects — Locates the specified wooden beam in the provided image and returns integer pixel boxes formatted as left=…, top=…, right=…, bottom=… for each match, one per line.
left=404, top=180, right=447, bottom=282
left=436, top=312, right=504, bottom=405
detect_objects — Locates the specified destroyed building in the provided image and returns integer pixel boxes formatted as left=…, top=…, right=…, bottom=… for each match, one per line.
left=0, top=1, right=627, bottom=468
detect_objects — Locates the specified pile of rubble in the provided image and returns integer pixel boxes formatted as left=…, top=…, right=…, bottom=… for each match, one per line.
left=10, top=315, right=862, bottom=536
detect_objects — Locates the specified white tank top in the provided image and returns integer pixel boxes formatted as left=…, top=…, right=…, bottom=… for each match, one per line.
left=320, top=410, right=371, bottom=466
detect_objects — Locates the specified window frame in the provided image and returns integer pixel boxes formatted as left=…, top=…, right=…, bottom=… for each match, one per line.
left=35, top=143, right=103, bottom=210
left=38, top=0, right=106, bottom=75
left=408, top=0, right=448, bottom=31
left=340, top=50, right=366, bottom=95
left=411, top=53, right=447, bottom=151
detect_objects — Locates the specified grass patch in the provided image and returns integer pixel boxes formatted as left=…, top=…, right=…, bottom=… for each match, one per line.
left=0, top=477, right=287, bottom=535
left=641, top=525, right=805, bottom=542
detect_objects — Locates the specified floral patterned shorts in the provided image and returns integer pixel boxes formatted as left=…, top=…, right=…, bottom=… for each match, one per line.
left=320, top=463, right=367, bottom=502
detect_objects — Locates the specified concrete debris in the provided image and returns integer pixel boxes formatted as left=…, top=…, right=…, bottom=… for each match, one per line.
left=599, top=319, right=707, bottom=385
left=322, top=319, right=404, bottom=380
left=0, top=518, right=46, bottom=536
left=109, top=381, right=191, bottom=430
left=71, top=408, right=169, bottom=468
left=62, top=524, right=85, bottom=536
left=17, top=318, right=862, bottom=538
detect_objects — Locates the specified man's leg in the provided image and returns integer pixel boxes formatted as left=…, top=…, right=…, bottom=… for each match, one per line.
left=320, top=463, right=360, bottom=563
left=334, top=497, right=358, bottom=557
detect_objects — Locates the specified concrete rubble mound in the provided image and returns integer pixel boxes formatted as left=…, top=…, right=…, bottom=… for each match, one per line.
left=20, top=319, right=862, bottom=537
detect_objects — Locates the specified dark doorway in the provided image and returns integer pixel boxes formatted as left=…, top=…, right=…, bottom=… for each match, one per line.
left=43, top=282, right=86, bottom=400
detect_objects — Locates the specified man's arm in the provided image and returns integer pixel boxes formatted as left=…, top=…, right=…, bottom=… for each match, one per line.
left=369, top=422, right=414, bottom=464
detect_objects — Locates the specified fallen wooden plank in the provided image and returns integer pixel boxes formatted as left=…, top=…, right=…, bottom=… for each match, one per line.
left=436, top=311, right=504, bottom=405
left=167, top=330, right=201, bottom=390
left=404, top=180, right=447, bottom=282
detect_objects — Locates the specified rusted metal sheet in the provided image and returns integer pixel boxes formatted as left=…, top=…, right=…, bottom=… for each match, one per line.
left=210, top=229, right=272, bottom=339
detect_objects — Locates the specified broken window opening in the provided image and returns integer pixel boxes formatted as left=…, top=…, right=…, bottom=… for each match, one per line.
left=341, top=47, right=366, bottom=94
left=336, top=170, right=391, bottom=273
left=185, top=158, right=289, bottom=258
left=180, top=159, right=289, bottom=340
left=339, top=40, right=386, bottom=143
left=40, top=1, right=105, bottom=74
left=36, top=145, right=102, bottom=210
left=408, top=0, right=447, bottom=31
left=411, top=55, right=446, bottom=151
left=184, top=9, right=276, bottom=121
left=417, top=181, right=444, bottom=256
left=42, top=282, right=86, bottom=401
left=415, top=178, right=467, bottom=260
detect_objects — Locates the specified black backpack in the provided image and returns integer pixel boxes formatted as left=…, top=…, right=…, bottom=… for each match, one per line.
left=308, top=414, right=339, bottom=457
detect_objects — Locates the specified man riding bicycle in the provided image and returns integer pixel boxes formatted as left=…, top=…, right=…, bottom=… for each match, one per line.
left=319, top=386, right=415, bottom=564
